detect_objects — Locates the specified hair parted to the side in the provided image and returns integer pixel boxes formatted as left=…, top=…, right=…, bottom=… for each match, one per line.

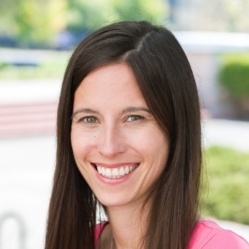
left=45, top=21, right=202, bottom=249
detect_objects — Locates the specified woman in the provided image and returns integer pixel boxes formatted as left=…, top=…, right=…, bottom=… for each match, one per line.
left=45, top=21, right=249, bottom=249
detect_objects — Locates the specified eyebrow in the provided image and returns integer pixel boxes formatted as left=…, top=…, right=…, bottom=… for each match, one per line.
left=72, top=108, right=98, bottom=118
left=121, top=107, right=151, bottom=114
left=72, top=106, right=151, bottom=118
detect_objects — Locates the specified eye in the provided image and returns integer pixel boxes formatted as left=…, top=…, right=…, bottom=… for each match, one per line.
left=81, top=116, right=99, bottom=124
left=126, top=115, right=144, bottom=122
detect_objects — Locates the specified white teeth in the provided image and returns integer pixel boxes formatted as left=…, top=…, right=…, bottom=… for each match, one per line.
left=96, top=164, right=138, bottom=179
left=106, top=168, right=111, bottom=178
left=112, top=168, right=119, bottom=178
left=119, top=167, right=125, bottom=176
left=124, top=166, right=129, bottom=174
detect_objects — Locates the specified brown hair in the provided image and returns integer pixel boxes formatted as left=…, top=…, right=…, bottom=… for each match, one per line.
left=45, top=21, right=202, bottom=249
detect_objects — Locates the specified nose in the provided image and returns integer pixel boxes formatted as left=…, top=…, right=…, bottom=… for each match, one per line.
left=97, top=124, right=125, bottom=158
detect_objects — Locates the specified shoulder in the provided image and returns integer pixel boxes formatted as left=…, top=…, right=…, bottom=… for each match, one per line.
left=188, top=220, right=249, bottom=249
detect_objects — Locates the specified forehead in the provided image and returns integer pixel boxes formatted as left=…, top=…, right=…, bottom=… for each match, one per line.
left=82, top=63, right=136, bottom=86
left=73, top=63, right=147, bottom=109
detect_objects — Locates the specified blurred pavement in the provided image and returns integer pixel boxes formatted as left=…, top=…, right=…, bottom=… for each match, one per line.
left=0, top=79, right=249, bottom=248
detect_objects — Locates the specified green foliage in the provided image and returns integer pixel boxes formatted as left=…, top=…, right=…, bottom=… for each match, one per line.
left=66, top=0, right=111, bottom=32
left=66, top=0, right=168, bottom=32
left=0, top=63, right=65, bottom=80
left=0, top=0, right=19, bottom=36
left=14, top=0, right=66, bottom=46
left=0, top=0, right=66, bottom=46
left=219, top=53, right=249, bottom=97
left=201, top=146, right=249, bottom=224
left=0, top=0, right=168, bottom=46
left=111, top=0, right=167, bottom=24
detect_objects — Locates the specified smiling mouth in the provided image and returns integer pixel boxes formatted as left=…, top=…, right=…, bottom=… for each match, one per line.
left=92, top=163, right=139, bottom=179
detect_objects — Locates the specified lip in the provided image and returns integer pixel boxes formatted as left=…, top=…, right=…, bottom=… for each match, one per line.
left=91, top=162, right=139, bottom=185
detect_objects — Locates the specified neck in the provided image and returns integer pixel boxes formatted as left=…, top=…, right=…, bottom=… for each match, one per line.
left=106, top=200, right=150, bottom=249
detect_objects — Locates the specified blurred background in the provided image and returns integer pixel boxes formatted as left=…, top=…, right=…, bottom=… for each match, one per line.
left=0, top=0, right=249, bottom=248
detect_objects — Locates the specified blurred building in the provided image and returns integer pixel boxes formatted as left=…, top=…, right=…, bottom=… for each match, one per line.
left=167, top=0, right=249, bottom=32
left=168, top=0, right=197, bottom=28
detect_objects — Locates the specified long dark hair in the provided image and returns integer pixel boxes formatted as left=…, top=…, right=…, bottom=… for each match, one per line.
left=45, top=21, right=202, bottom=249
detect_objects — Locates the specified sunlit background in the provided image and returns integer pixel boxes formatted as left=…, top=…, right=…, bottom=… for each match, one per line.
left=0, top=0, right=249, bottom=248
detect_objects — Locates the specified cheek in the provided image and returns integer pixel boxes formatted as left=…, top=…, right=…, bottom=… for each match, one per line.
left=131, top=127, right=169, bottom=158
left=71, top=130, right=93, bottom=161
left=71, top=130, right=80, bottom=157
left=70, top=131, right=96, bottom=184
left=145, top=131, right=169, bottom=172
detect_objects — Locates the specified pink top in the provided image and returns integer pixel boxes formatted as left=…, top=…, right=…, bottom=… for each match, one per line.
left=188, top=220, right=249, bottom=249
left=95, top=220, right=249, bottom=248
left=95, top=222, right=109, bottom=242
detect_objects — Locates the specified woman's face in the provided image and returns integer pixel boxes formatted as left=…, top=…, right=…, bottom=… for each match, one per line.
left=71, top=63, right=169, bottom=208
